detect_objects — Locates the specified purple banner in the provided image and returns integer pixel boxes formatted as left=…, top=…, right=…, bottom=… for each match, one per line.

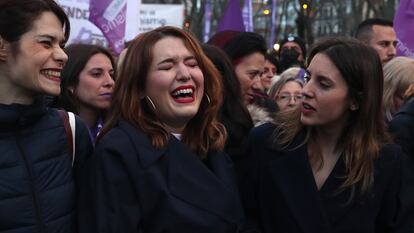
left=203, top=0, right=212, bottom=42
left=242, top=0, right=253, bottom=32
left=394, top=0, right=414, bottom=58
left=216, top=0, right=245, bottom=33
left=89, top=0, right=126, bottom=55
left=269, top=0, right=277, bottom=49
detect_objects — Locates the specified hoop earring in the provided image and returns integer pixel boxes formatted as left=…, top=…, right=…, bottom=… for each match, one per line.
left=145, top=96, right=156, bottom=110
left=204, top=93, right=211, bottom=104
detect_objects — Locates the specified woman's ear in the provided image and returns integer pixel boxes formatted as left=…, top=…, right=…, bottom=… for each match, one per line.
left=0, top=37, right=9, bottom=62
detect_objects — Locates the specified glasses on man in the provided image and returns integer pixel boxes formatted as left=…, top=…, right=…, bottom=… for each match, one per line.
left=277, top=94, right=303, bottom=103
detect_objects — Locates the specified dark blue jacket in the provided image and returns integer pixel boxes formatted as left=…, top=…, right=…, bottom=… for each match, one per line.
left=0, top=100, right=93, bottom=233
left=87, top=119, right=244, bottom=233
left=240, top=123, right=403, bottom=233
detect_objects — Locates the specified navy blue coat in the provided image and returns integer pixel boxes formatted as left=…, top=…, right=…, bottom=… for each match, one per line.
left=0, top=100, right=93, bottom=233
left=88, top=119, right=244, bottom=233
left=239, top=123, right=403, bottom=233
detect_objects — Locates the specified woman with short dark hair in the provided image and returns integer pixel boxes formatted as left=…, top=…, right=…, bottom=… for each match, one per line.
left=0, top=0, right=92, bottom=232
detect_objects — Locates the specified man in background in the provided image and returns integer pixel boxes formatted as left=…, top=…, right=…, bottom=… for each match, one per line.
left=355, top=18, right=398, bottom=64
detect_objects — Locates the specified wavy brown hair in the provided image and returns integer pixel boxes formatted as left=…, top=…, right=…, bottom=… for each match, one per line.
left=273, top=37, right=389, bottom=194
left=100, top=26, right=226, bottom=158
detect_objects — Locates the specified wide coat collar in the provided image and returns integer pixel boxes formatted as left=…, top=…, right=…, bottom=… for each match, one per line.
left=265, top=130, right=359, bottom=233
left=118, top=120, right=244, bottom=224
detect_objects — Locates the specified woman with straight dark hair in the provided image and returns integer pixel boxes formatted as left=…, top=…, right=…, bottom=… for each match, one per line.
left=240, top=37, right=406, bottom=233
left=87, top=26, right=244, bottom=233
left=0, top=0, right=92, bottom=232
left=54, top=43, right=115, bottom=142
left=202, top=44, right=254, bottom=171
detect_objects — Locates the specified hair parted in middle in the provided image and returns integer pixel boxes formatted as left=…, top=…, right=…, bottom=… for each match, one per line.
left=273, top=37, right=389, bottom=195
left=101, top=26, right=226, bottom=158
left=56, top=43, right=116, bottom=114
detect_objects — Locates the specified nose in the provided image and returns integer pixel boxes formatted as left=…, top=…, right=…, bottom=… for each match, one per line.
left=103, top=73, right=115, bottom=88
left=288, top=96, right=297, bottom=106
left=54, top=46, right=68, bottom=68
left=388, top=44, right=397, bottom=57
left=252, top=76, right=264, bottom=92
left=301, top=81, right=314, bottom=99
left=176, top=63, right=191, bottom=81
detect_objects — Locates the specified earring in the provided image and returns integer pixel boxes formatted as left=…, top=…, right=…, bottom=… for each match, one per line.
left=350, top=105, right=358, bottom=111
left=204, top=93, right=211, bottom=104
left=145, top=96, right=156, bottom=110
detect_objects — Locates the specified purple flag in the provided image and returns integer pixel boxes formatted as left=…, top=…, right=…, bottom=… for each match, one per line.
left=89, top=0, right=127, bottom=55
left=203, top=0, right=213, bottom=42
left=216, top=0, right=245, bottom=33
left=242, top=0, right=253, bottom=32
left=394, top=0, right=414, bottom=58
left=269, top=0, right=277, bottom=49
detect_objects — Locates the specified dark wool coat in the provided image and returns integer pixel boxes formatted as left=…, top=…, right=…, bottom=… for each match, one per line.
left=86, top=119, right=245, bottom=233
left=239, top=123, right=404, bottom=233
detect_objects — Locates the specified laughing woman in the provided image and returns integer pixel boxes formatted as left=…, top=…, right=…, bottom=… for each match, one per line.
left=0, top=0, right=92, bottom=232
left=240, top=37, right=406, bottom=233
left=87, top=26, right=244, bottom=233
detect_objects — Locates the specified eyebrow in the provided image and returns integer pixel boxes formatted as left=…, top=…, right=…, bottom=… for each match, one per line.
left=36, top=34, right=66, bottom=44
left=157, top=55, right=196, bottom=65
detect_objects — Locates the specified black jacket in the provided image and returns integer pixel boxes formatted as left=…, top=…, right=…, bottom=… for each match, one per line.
left=86, top=119, right=244, bottom=233
left=240, top=123, right=404, bottom=233
left=0, top=100, right=93, bottom=233
left=389, top=100, right=414, bottom=158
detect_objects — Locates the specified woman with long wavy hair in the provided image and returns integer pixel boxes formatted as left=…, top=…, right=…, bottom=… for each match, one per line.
left=86, top=26, right=244, bottom=233
left=240, top=37, right=406, bottom=233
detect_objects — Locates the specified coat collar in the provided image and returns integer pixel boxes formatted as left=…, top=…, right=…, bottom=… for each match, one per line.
left=267, top=137, right=360, bottom=232
left=0, top=98, right=47, bottom=132
left=167, top=137, right=244, bottom=224
left=397, top=100, right=414, bottom=116
left=118, top=119, right=244, bottom=224
left=268, top=143, right=332, bottom=233
left=118, top=120, right=167, bottom=168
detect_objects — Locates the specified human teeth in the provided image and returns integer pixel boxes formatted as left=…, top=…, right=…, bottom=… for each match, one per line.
left=303, top=103, right=312, bottom=109
left=41, top=70, right=61, bottom=77
left=172, top=88, right=193, bottom=96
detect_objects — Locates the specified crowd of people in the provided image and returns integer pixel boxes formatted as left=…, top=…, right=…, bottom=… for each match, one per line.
left=1, top=0, right=414, bottom=233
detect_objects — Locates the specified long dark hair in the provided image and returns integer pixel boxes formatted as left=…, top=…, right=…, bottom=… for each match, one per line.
left=202, top=44, right=253, bottom=161
left=274, top=37, right=389, bottom=194
left=56, top=43, right=115, bottom=113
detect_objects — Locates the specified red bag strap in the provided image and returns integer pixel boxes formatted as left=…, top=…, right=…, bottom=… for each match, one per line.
left=58, top=110, right=74, bottom=157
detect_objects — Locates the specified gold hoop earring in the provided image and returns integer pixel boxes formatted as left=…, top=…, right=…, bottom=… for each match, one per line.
left=204, top=93, right=211, bottom=104
left=145, top=96, right=156, bottom=110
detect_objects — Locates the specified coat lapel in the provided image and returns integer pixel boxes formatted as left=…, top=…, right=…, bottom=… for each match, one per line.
left=318, top=155, right=359, bottom=227
left=268, top=144, right=332, bottom=233
left=167, top=137, right=243, bottom=224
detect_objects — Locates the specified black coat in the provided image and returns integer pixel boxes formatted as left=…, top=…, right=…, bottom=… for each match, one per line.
left=88, top=119, right=244, bottom=233
left=239, top=123, right=403, bottom=233
left=0, top=101, right=93, bottom=233
left=388, top=101, right=414, bottom=233
left=389, top=100, right=414, bottom=158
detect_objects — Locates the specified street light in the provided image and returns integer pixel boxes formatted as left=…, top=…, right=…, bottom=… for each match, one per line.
left=273, top=43, right=280, bottom=52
